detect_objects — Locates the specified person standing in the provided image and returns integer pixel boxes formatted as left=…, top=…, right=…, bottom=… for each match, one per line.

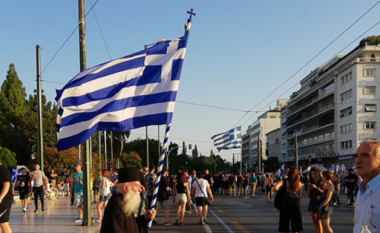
left=70, top=163, right=84, bottom=223
left=16, top=168, right=30, bottom=212
left=266, top=173, right=274, bottom=202
left=156, top=167, right=171, bottom=226
left=96, top=169, right=113, bottom=223
left=250, top=173, right=257, bottom=196
left=353, top=140, right=380, bottom=233
left=145, top=165, right=155, bottom=211
left=92, top=170, right=102, bottom=204
left=191, top=171, right=213, bottom=225
left=110, top=169, right=118, bottom=193
left=30, top=164, right=48, bottom=213
left=345, top=168, right=358, bottom=206
left=274, top=166, right=303, bottom=233
left=173, top=172, right=191, bottom=226
left=0, top=158, right=13, bottom=233
left=307, top=167, right=323, bottom=233
left=318, top=170, right=334, bottom=233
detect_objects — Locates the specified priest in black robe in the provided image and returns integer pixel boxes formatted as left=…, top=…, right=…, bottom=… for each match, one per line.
left=100, top=167, right=156, bottom=233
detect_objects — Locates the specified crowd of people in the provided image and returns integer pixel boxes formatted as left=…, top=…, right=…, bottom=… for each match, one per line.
left=0, top=139, right=379, bottom=233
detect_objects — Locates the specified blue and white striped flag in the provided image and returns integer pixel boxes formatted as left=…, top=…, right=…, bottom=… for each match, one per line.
left=211, top=126, right=242, bottom=151
left=11, top=166, right=21, bottom=184
left=277, top=164, right=285, bottom=178
left=56, top=31, right=190, bottom=151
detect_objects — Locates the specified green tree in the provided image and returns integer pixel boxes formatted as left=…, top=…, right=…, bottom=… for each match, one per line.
left=121, top=151, right=142, bottom=168
left=0, top=64, right=28, bottom=162
left=0, top=146, right=17, bottom=169
left=124, top=138, right=160, bottom=167
left=181, top=141, right=187, bottom=155
left=264, top=156, right=280, bottom=172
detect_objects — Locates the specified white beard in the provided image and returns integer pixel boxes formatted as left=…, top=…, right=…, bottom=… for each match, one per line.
left=122, top=190, right=141, bottom=216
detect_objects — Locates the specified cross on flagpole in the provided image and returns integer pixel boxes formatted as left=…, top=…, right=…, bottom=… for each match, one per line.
left=187, top=8, right=196, bottom=21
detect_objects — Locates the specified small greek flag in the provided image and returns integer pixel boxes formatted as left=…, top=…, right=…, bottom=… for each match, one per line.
left=55, top=29, right=190, bottom=151
left=278, top=164, right=285, bottom=178
left=11, top=166, right=21, bottom=184
left=211, top=126, right=242, bottom=151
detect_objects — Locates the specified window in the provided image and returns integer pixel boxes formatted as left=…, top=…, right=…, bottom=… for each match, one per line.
left=270, top=116, right=276, bottom=118
left=364, top=121, right=376, bottom=129
left=341, top=140, right=352, bottom=149
left=340, top=72, right=352, bottom=85
left=340, top=106, right=352, bottom=118
left=365, top=104, right=377, bottom=112
left=341, top=89, right=352, bottom=101
left=341, top=123, right=352, bottom=134
left=364, top=86, right=376, bottom=95
left=364, top=68, right=376, bottom=77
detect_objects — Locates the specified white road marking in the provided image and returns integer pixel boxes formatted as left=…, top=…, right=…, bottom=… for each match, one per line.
left=192, top=204, right=213, bottom=233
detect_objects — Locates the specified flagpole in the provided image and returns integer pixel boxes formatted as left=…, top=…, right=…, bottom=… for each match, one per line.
left=78, top=0, right=92, bottom=226
left=147, top=124, right=171, bottom=228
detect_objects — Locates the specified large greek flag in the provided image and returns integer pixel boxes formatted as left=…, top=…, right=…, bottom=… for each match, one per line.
left=56, top=31, right=190, bottom=151
left=211, top=126, right=242, bottom=151
left=11, top=166, right=21, bottom=184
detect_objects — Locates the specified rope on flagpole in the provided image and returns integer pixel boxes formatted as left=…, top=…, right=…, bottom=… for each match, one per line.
left=147, top=123, right=171, bottom=228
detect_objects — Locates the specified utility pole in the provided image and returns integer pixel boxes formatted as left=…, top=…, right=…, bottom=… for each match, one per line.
left=104, top=131, right=107, bottom=168
left=146, top=126, right=149, bottom=167
left=99, top=131, right=101, bottom=169
left=239, top=153, right=242, bottom=174
left=257, top=136, right=262, bottom=173
left=78, top=0, right=92, bottom=226
left=110, top=131, right=113, bottom=166
left=295, top=132, right=298, bottom=170
left=36, top=45, right=44, bottom=172
left=232, top=153, right=235, bottom=173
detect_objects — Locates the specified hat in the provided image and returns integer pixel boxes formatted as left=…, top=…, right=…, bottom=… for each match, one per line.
left=118, top=167, right=140, bottom=183
left=74, top=163, right=81, bottom=166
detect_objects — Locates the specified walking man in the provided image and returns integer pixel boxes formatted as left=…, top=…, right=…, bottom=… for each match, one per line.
left=0, top=157, right=13, bottom=233
left=30, top=164, right=48, bottom=213
left=70, top=163, right=84, bottom=223
left=250, top=173, right=257, bottom=196
left=345, top=168, right=358, bottom=206
left=16, top=168, right=30, bottom=212
left=354, top=140, right=380, bottom=232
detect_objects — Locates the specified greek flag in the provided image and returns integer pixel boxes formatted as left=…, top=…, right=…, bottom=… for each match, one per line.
left=277, top=164, right=285, bottom=178
left=211, top=126, right=242, bottom=151
left=56, top=30, right=190, bottom=151
left=11, top=166, right=21, bottom=184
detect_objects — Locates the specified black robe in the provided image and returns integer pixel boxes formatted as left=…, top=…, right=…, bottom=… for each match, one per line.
left=100, top=193, right=148, bottom=233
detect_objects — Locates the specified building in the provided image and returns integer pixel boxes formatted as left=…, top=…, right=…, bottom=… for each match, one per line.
left=266, top=128, right=281, bottom=158
left=242, top=99, right=287, bottom=170
left=281, top=37, right=380, bottom=169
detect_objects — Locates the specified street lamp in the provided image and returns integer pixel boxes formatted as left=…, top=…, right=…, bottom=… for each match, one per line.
left=166, top=146, right=179, bottom=175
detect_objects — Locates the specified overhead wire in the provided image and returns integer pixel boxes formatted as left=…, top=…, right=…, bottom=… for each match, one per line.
left=232, top=0, right=380, bottom=128
left=41, top=0, right=100, bottom=74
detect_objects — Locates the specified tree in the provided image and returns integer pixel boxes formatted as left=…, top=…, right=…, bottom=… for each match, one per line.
left=193, top=144, right=198, bottom=157
left=121, top=151, right=142, bottom=168
left=124, top=138, right=160, bottom=167
left=181, top=141, right=187, bottom=155
left=264, top=156, right=280, bottom=172
left=0, top=146, right=17, bottom=169
left=0, top=64, right=28, bottom=162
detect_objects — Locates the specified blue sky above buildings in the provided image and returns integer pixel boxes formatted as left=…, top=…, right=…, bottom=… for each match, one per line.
left=1, top=0, right=379, bottom=161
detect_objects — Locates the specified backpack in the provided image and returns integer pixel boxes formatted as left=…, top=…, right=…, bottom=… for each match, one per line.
left=274, top=179, right=288, bottom=211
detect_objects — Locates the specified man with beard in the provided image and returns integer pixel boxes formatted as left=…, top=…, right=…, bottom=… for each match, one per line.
left=100, top=167, right=156, bottom=233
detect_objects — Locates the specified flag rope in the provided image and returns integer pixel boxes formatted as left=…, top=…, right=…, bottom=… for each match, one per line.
left=147, top=123, right=171, bottom=228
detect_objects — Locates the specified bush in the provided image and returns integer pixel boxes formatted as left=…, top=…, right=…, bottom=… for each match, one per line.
left=0, top=146, right=17, bottom=169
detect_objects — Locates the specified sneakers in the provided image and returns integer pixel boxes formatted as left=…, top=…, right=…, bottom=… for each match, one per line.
left=203, top=219, right=209, bottom=225
left=164, top=222, right=172, bottom=226
left=34, top=209, right=38, bottom=213
left=23, top=208, right=26, bottom=212
left=75, top=218, right=83, bottom=223
left=95, top=220, right=101, bottom=224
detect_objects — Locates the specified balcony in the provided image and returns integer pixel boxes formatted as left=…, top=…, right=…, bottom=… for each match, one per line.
left=286, top=103, right=334, bottom=129
left=286, top=87, right=334, bottom=118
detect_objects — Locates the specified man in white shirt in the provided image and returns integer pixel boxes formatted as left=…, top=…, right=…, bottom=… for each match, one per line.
left=353, top=140, right=380, bottom=232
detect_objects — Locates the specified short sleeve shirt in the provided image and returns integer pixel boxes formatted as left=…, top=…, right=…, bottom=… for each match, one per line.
left=33, top=170, right=46, bottom=187
left=72, top=172, right=83, bottom=193
left=193, top=179, right=210, bottom=198
left=0, top=165, right=13, bottom=199
left=16, top=174, right=30, bottom=192
left=145, top=173, right=154, bottom=196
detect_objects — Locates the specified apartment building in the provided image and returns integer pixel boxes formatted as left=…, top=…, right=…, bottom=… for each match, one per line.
left=281, top=38, right=380, bottom=169
left=266, top=128, right=281, bottom=158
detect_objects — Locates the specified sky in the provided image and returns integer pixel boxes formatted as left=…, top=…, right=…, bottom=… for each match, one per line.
left=1, top=0, right=380, bottom=163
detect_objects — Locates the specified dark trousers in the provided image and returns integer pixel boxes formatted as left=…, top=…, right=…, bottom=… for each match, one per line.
left=333, top=190, right=341, bottom=205
left=146, top=195, right=153, bottom=210
left=347, top=187, right=355, bottom=204
left=33, top=186, right=45, bottom=210
left=278, top=206, right=303, bottom=232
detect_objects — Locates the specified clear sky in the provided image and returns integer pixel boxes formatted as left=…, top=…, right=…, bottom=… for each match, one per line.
left=1, top=0, right=379, bottom=162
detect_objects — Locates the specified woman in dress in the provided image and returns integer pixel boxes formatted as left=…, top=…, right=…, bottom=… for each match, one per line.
left=307, top=167, right=323, bottom=233
left=191, top=171, right=213, bottom=225
left=318, top=170, right=335, bottom=233
left=173, top=172, right=191, bottom=226
left=96, top=169, right=113, bottom=223
left=274, top=166, right=303, bottom=233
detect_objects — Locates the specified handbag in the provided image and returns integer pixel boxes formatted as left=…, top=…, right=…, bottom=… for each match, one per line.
left=195, top=179, right=212, bottom=206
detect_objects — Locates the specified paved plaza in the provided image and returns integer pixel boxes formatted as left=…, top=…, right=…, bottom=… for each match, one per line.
left=7, top=191, right=354, bottom=233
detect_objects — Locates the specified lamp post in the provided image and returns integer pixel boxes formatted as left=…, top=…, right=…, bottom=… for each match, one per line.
left=166, top=146, right=179, bottom=175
